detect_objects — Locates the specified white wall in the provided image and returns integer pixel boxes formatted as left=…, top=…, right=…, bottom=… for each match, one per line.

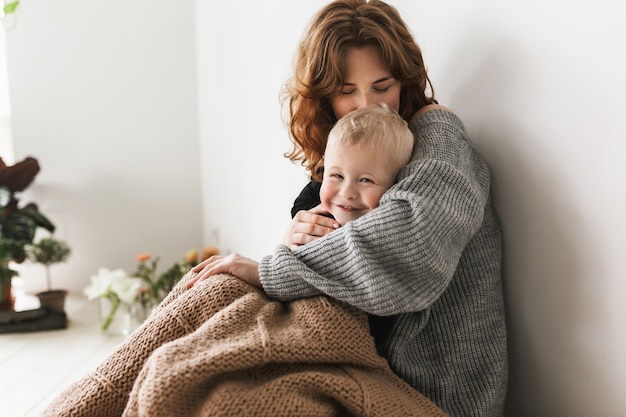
left=195, top=1, right=625, bottom=416
left=4, top=0, right=625, bottom=415
left=4, top=0, right=203, bottom=292
left=194, top=0, right=325, bottom=259
left=0, top=27, right=14, bottom=159
left=410, top=2, right=625, bottom=416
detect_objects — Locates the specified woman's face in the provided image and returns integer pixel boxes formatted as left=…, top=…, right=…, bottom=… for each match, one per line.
left=331, top=45, right=401, bottom=120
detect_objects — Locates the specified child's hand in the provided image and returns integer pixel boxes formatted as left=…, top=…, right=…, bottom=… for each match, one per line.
left=187, top=253, right=261, bottom=289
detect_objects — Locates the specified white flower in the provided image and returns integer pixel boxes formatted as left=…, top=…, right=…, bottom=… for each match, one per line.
left=84, top=267, right=141, bottom=304
left=84, top=267, right=118, bottom=299
left=110, top=276, right=143, bottom=304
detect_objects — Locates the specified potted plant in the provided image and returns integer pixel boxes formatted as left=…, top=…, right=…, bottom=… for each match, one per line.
left=26, top=237, right=71, bottom=313
left=0, top=156, right=56, bottom=311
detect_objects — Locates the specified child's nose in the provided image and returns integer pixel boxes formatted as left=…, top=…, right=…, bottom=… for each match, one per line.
left=340, top=183, right=358, bottom=199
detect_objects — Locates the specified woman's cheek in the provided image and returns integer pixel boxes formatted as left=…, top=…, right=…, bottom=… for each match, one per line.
left=330, top=97, right=352, bottom=120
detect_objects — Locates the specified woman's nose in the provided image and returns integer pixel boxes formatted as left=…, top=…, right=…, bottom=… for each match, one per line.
left=354, top=92, right=373, bottom=109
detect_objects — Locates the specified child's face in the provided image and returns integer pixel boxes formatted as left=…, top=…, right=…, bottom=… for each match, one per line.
left=320, top=141, right=397, bottom=226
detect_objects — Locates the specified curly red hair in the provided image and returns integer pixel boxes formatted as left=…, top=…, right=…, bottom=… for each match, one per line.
left=281, top=0, right=436, bottom=181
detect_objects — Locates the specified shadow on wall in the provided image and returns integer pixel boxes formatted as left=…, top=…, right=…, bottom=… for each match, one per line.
left=443, top=38, right=604, bottom=416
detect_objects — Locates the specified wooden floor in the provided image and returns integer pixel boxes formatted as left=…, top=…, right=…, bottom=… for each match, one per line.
left=0, top=290, right=126, bottom=417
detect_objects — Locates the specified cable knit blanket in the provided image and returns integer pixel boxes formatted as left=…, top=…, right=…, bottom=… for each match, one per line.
left=43, top=273, right=447, bottom=417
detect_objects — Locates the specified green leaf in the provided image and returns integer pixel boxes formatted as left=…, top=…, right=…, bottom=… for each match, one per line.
left=0, top=207, right=55, bottom=264
left=3, top=1, right=20, bottom=15
left=15, top=206, right=56, bottom=233
left=2, top=212, right=37, bottom=243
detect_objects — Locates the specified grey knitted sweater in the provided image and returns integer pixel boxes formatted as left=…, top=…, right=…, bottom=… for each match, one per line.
left=259, top=110, right=508, bottom=417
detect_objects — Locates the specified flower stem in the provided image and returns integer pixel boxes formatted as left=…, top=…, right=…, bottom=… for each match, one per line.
left=102, top=295, right=120, bottom=331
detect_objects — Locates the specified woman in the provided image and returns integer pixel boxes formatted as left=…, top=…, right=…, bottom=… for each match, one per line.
left=191, top=1, right=508, bottom=417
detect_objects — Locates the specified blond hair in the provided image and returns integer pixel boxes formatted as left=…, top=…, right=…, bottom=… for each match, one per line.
left=327, top=103, right=414, bottom=175
left=282, top=0, right=436, bottom=181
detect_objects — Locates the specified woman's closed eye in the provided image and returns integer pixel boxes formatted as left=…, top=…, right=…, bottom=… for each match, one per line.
left=339, top=85, right=391, bottom=95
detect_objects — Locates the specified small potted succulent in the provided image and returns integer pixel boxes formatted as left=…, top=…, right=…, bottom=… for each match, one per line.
left=27, top=237, right=71, bottom=313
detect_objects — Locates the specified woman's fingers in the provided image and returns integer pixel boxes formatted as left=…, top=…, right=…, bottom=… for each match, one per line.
left=283, top=206, right=339, bottom=249
left=187, top=255, right=221, bottom=288
left=187, top=254, right=261, bottom=289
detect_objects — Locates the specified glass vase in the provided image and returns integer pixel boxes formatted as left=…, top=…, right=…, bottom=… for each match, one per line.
left=99, top=298, right=141, bottom=336
left=135, top=297, right=157, bottom=323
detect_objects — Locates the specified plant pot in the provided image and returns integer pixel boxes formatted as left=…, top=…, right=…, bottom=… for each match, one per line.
left=0, top=278, right=15, bottom=312
left=36, top=289, right=68, bottom=313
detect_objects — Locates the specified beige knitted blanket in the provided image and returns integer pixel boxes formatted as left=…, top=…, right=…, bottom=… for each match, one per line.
left=43, top=273, right=447, bottom=417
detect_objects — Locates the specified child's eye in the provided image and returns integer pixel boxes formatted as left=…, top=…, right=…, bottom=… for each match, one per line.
left=331, top=173, right=344, bottom=179
left=360, top=178, right=375, bottom=184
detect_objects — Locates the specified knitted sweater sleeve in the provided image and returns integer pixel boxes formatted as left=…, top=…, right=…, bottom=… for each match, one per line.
left=259, top=109, right=491, bottom=316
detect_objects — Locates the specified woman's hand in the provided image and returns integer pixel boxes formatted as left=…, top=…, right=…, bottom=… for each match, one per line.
left=283, top=204, right=340, bottom=250
left=187, top=253, right=261, bottom=289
